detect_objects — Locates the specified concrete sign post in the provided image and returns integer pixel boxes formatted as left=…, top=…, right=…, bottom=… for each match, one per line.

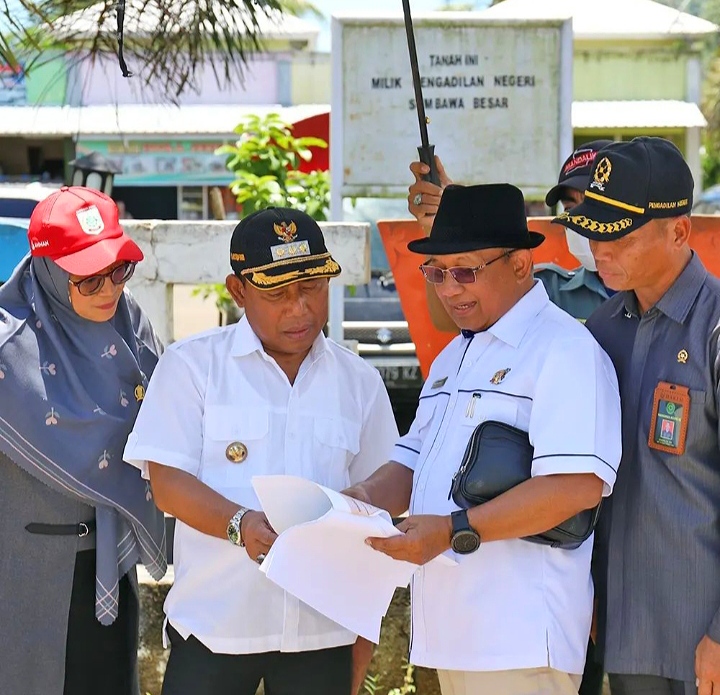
left=331, top=13, right=573, bottom=199
left=327, top=12, right=573, bottom=342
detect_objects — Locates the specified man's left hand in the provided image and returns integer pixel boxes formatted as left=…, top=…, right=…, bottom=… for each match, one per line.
left=366, top=514, right=452, bottom=565
left=350, top=637, right=375, bottom=695
left=696, top=634, right=720, bottom=695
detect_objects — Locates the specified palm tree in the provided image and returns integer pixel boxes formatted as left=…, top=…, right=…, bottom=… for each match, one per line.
left=0, top=0, right=320, bottom=99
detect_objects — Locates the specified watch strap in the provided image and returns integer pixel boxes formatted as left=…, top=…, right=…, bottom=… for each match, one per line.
left=227, top=507, right=250, bottom=546
left=451, top=509, right=470, bottom=534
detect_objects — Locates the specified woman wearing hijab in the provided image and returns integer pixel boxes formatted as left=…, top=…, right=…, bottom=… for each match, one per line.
left=0, top=186, right=167, bottom=695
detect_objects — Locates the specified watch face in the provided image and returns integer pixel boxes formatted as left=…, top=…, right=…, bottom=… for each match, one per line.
left=227, top=518, right=241, bottom=545
left=452, top=529, right=480, bottom=554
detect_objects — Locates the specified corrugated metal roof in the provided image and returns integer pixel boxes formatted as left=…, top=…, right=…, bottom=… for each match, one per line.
left=0, top=104, right=330, bottom=138
left=481, top=0, right=718, bottom=39
left=573, top=100, right=707, bottom=129
left=0, top=100, right=706, bottom=137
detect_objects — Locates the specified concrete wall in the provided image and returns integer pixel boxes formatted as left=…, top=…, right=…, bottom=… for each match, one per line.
left=290, top=52, right=331, bottom=104
left=123, top=219, right=371, bottom=345
left=574, top=41, right=690, bottom=101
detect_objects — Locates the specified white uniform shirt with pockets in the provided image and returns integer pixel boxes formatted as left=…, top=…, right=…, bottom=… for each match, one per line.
left=392, top=281, right=622, bottom=675
left=123, top=316, right=398, bottom=655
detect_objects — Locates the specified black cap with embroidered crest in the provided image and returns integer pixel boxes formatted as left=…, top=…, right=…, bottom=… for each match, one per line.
left=551, top=137, right=694, bottom=242
left=230, top=207, right=341, bottom=290
left=545, top=139, right=613, bottom=207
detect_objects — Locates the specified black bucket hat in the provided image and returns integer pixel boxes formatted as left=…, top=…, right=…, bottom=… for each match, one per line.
left=545, top=139, right=614, bottom=207
left=407, top=183, right=544, bottom=256
left=552, top=137, right=694, bottom=242
left=230, top=207, right=341, bottom=290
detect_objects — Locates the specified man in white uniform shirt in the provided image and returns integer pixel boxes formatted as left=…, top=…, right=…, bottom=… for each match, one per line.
left=123, top=208, right=398, bottom=695
left=345, top=184, right=622, bottom=695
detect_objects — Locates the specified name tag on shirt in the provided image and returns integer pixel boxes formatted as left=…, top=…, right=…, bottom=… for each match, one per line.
left=648, top=381, right=690, bottom=455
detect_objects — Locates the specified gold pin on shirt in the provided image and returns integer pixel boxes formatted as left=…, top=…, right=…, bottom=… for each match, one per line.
left=134, top=385, right=145, bottom=401
left=226, top=442, right=248, bottom=463
left=677, top=349, right=689, bottom=364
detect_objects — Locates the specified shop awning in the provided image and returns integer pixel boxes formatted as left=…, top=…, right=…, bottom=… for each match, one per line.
left=573, top=100, right=707, bottom=130
left=0, top=103, right=330, bottom=138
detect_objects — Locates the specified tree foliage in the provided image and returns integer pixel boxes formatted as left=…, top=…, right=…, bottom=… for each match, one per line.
left=0, top=0, right=319, bottom=99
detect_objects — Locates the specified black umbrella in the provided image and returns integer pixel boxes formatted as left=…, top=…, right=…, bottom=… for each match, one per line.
left=402, top=0, right=440, bottom=185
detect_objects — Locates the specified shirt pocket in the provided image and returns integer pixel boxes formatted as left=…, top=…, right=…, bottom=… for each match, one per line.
left=311, top=417, right=362, bottom=489
left=201, top=405, right=269, bottom=488
left=459, top=391, right=519, bottom=430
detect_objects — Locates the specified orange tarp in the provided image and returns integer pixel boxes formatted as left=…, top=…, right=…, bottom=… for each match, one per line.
left=378, top=215, right=720, bottom=378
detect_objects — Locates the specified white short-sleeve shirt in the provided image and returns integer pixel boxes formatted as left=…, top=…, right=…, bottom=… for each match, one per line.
left=123, top=316, right=398, bottom=654
left=392, top=281, right=621, bottom=675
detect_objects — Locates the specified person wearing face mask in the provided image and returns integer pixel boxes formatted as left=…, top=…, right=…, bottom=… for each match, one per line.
left=536, top=141, right=614, bottom=321
left=407, top=141, right=613, bottom=324
left=0, top=186, right=167, bottom=695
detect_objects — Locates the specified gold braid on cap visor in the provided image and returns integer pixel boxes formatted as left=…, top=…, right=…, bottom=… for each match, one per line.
left=242, top=254, right=341, bottom=288
left=556, top=211, right=634, bottom=235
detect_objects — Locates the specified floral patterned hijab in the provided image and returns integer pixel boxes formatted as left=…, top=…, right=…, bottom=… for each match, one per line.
left=0, top=255, right=166, bottom=624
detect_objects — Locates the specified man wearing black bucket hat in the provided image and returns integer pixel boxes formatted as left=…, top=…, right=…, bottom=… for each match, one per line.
left=553, top=136, right=720, bottom=695
left=123, top=207, right=398, bottom=695
left=409, top=143, right=613, bottom=329
left=345, top=184, right=622, bottom=695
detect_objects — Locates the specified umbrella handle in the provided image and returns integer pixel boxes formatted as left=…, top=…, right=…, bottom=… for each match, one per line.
left=418, top=144, right=440, bottom=186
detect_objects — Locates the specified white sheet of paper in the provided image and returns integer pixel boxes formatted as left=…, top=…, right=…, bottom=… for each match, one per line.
left=252, top=475, right=455, bottom=642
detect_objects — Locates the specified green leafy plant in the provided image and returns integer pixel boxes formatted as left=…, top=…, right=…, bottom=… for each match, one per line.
left=196, top=112, right=330, bottom=319
left=216, top=112, right=330, bottom=219
left=363, top=660, right=416, bottom=695
left=388, top=661, right=416, bottom=695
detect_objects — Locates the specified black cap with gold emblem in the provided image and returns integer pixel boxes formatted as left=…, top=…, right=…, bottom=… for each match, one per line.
left=551, top=136, right=694, bottom=242
left=230, top=207, right=341, bottom=290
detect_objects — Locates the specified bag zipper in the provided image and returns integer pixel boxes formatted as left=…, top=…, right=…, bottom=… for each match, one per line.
left=448, top=420, right=484, bottom=500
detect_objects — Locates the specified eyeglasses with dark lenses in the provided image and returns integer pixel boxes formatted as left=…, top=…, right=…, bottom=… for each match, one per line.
left=419, top=251, right=511, bottom=285
left=69, top=261, right=137, bottom=296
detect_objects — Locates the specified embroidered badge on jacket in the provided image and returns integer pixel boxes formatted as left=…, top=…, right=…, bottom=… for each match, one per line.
left=490, top=368, right=511, bottom=385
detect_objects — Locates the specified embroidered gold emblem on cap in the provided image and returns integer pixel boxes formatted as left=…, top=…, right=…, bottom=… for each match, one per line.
left=271, top=240, right=311, bottom=261
left=557, top=212, right=633, bottom=235
left=589, top=157, right=612, bottom=192
left=274, top=221, right=298, bottom=243
left=490, top=368, right=511, bottom=385
left=231, top=253, right=245, bottom=262
left=677, top=349, right=689, bottom=364
left=226, top=442, right=248, bottom=463
left=134, top=385, right=145, bottom=402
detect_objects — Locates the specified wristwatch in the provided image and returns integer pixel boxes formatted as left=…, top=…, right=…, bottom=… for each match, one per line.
left=450, top=509, right=481, bottom=554
left=227, top=506, right=250, bottom=547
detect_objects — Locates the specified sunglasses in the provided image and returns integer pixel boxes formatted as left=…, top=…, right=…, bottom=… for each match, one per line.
left=68, top=261, right=137, bottom=297
left=419, top=251, right=511, bottom=285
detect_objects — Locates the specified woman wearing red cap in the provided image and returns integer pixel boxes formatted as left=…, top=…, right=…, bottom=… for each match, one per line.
left=0, top=187, right=167, bottom=695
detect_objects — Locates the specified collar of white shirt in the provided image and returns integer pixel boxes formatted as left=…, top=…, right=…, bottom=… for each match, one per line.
left=485, top=280, right=550, bottom=349
left=230, top=314, right=329, bottom=363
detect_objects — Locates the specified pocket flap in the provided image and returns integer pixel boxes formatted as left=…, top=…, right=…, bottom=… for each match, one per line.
left=205, top=406, right=269, bottom=441
left=314, top=417, right=361, bottom=455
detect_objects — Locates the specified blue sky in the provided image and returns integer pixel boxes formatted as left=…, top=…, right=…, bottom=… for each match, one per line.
left=307, top=0, right=492, bottom=51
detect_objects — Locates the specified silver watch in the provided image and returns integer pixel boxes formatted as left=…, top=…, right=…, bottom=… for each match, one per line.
left=227, top=507, right=250, bottom=547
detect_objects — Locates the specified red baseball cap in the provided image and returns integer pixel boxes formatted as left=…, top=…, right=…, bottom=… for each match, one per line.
left=28, top=186, right=143, bottom=276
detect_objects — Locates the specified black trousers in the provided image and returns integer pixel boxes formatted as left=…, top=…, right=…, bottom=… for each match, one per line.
left=63, top=550, right=140, bottom=695
left=162, top=624, right=352, bottom=695
left=608, top=674, right=697, bottom=695
left=579, top=638, right=605, bottom=695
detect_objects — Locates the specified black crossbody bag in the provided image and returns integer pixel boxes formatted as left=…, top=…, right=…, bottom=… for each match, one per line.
left=449, top=420, right=601, bottom=550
